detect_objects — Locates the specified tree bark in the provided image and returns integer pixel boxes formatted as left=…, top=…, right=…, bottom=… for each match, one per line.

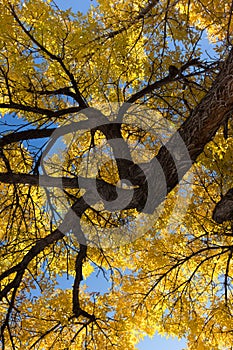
left=213, top=188, right=233, bottom=223
left=1, top=52, right=233, bottom=217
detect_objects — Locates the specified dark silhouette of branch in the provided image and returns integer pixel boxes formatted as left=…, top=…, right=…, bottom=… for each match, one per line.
left=93, top=0, right=159, bottom=41
left=9, top=4, right=88, bottom=108
left=0, top=103, right=83, bottom=119
left=213, top=188, right=233, bottom=223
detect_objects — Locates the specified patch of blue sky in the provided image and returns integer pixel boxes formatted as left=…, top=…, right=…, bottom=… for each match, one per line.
left=53, top=0, right=98, bottom=14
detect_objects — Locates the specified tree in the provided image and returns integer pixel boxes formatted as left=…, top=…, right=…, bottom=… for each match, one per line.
left=0, top=0, right=233, bottom=349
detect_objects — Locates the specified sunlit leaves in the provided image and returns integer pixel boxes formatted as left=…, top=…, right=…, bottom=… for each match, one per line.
left=0, top=0, right=233, bottom=349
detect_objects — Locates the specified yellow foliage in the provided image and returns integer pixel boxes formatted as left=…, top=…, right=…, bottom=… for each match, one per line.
left=0, top=0, right=233, bottom=349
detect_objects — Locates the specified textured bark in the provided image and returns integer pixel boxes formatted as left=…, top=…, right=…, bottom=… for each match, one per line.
left=2, top=50, right=233, bottom=216
left=213, top=188, right=233, bottom=223
left=179, top=49, right=233, bottom=162
left=1, top=29, right=233, bottom=338
left=1, top=49, right=233, bottom=215
left=146, top=48, right=233, bottom=211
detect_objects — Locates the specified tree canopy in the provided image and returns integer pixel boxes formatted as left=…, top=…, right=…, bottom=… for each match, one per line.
left=1, top=0, right=233, bottom=349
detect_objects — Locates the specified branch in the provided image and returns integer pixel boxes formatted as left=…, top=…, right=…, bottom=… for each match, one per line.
left=0, top=102, right=55, bottom=116
left=2, top=50, right=233, bottom=220
left=146, top=48, right=233, bottom=211
left=0, top=103, right=83, bottom=119
left=137, top=0, right=159, bottom=19
left=26, top=86, right=79, bottom=100
left=9, top=4, right=88, bottom=108
left=212, top=188, right=233, bottom=223
left=2, top=42, right=233, bottom=214
left=126, top=62, right=214, bottom=105
left=0, top=109, right=107, bottom=147
left=73, top=245, right=89, bottom=317
left=0, top=172, right=117, bottom=198
left=0, top=128, right=55, bottom=147
left=224, top=249, right=233, bottom=305
left=0, top=229, right=64, bottom=300
left=95, top=0, right=159, bottom=41
left=126, top=75, right=173, bottom=104
left=0, top=171, right=149, bottom=212
left=0, top=195, right=90, bottom=301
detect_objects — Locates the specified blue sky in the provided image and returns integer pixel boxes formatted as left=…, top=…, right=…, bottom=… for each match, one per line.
left=56, top=270, right=186, bottom=350
left=52, top=1, right=187, bottom=348
left=54, top=0, right=97, bottom=13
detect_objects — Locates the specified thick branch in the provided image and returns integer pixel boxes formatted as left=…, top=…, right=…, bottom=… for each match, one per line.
left=72, top=245, right=88, bottom=317
left=0, top=195, right=90, bottom=301
left=0, top=229, right=64, bottom=300
left=0, top=172, right=118, bottom=200
left=0, top=171, right=149, bottom=211
left=0, top=128, right=55, bottom=147
left=212, top=188, right=233, bottom=223
left=0, top=110, right=107, bottom=147
left=1, top=48, right=233, bottom=222
left=2, top=43, right=233, bottom=214
left=146, top=48, right=233, bottom=211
